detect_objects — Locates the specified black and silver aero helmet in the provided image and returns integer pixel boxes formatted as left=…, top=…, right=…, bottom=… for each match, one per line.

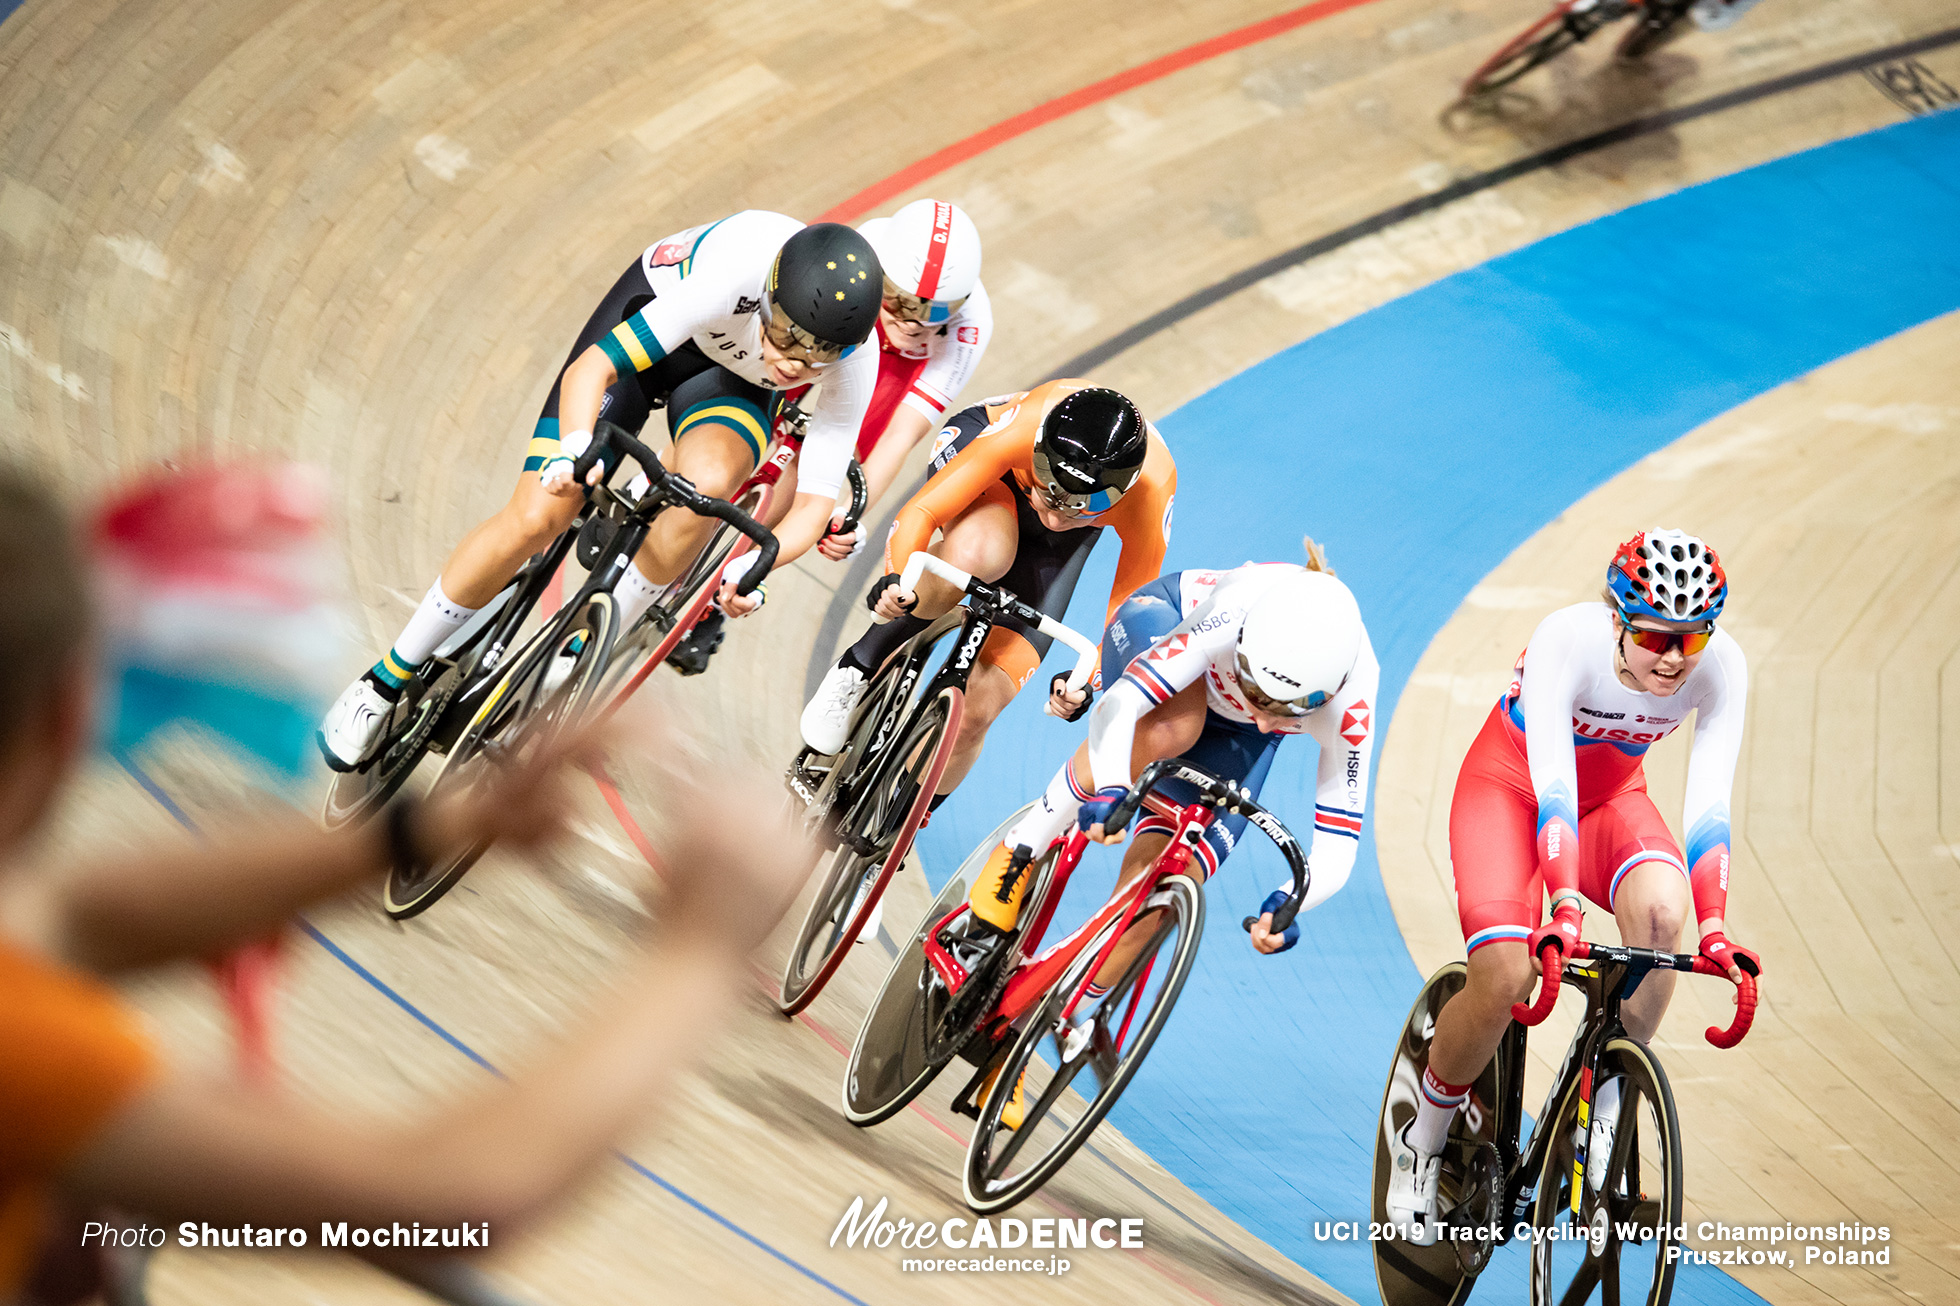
left=767, top=223, right=882, bottom=360
left=1030, top=387, right=1148, bottom=515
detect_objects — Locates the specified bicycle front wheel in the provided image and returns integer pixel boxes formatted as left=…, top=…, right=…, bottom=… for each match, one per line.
left=1529, top=1036, right=1683, bottom=1306
left=962, top=873, right=1204, bottom=1214
left=1462, top=3, right=1588, bottom=96
left=382, top=593, right=617, bottom=919
left=779, top=688, right=961, bottom=1015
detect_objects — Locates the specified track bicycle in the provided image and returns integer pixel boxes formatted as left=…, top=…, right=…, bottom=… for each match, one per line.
left=1372, top=939, right=1758, bottom=1306
left=321, top=420, right=778, bottom=918
left=1460, top=0, right=1723, bottom=98
left=843, top=755, right=1310, bottom=1214
left=776, top=551, right=1098, bottom=1016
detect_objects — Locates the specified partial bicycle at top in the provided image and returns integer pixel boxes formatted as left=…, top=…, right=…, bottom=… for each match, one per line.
left=1459, top=0, right=1768, bottom=99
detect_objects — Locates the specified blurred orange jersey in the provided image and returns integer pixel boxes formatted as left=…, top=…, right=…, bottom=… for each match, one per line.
left=885, top=379, right=1177, bottom=631
left=0, top=941, right=155, bottom=1295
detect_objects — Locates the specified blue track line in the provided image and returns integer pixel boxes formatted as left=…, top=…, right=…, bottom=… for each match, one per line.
left=120, top=757, right=871, bottom=1306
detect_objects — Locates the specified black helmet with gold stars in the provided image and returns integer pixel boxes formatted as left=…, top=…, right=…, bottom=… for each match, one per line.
left=767, top=223, right=882, bottom=360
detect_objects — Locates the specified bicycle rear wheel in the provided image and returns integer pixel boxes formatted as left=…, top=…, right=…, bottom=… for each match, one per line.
left=382, top=593, right=617, bottom=919
left=841, top=803, right=1033, bottom=1126
left=779, top=688, right=962, bottom=1015
left=962, top=874, right=1204, bottom=1214
left=1529, top=1037, right=1682, bottom=1306
left=1372, top=963, right=1515, bottom=1306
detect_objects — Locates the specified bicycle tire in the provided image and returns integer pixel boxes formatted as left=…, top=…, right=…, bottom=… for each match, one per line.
left=381, top=593, right=618, bottom=919
left=962, top=874, right=1204, bottom=1214
left=841, top=802, right=1034, bottom=1126
left=779, top=688, right=961, bottom=1015
left=1529, top=1037, right=1683, bottom=1306
left=1461, top=3, right=1587, bottom=96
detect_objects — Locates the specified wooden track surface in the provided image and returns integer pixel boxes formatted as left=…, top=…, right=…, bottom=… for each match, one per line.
left=1376, top=309, right=1960, bottom=1305
left=2, top=0, right=1955, bottom=1300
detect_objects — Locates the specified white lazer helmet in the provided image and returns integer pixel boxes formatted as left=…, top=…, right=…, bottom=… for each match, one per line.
left=1235, top=570, right=1364, bottom=715
left=860, top=198, right=981, bottom=324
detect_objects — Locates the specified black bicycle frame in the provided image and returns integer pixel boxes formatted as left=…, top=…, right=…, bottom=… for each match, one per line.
left=1489, top=947, right=1700, bottom=1235
left=838, top=581, right=1028, bottom=813
left=432, top=419, right=777, bottom=744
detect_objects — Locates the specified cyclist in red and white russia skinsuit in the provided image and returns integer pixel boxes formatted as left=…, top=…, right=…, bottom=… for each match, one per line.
left=1386, top=529, right=1763, bottom=1241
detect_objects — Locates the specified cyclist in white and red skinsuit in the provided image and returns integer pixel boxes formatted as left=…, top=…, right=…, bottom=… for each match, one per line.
left=1386, top=528, right=1762, bottom=1244
left=804, top=198, right=993, bottom=569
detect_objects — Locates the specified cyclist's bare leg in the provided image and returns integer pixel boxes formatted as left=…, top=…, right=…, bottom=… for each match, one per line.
left=630, top=421, right=757, bottom=585
left=439, top=471, right=584, bottom=608
left=1426, top=941, right=1535, bottom=1087
left=911, top=493, right=1018, bottom=617
left=1611, top=860, right=1691, bottom=1042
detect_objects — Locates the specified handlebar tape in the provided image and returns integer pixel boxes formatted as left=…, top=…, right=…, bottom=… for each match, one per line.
left=1510, top=940, right=1566, bottom=1026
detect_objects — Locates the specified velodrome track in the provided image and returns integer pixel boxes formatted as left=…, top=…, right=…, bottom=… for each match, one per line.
left=2, top=0, right=1957, bottom=1302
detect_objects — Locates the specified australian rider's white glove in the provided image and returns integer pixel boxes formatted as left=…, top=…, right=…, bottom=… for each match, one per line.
left=539, top=428, right=594, bottom=492
left=720, top=551, right=767, bottom=610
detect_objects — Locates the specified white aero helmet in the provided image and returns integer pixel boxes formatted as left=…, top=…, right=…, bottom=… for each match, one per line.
left=861, top=198, right=981, bottom=324
left=1235, top=570, right=1364, bottom=715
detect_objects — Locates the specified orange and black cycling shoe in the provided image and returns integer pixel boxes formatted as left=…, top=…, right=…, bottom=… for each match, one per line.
left=968, top=842, right=1035, bottom=934
left=980, top=1058, right=1027, bottom=1131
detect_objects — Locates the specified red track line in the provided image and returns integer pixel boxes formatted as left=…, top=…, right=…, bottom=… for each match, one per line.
left=589, top=765, right=667, bottom=880
left=818, top=0, right=1383, bottom=223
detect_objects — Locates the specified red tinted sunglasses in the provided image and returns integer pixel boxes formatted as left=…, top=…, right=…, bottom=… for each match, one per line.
left=1621, top=621, right=1714, bottom=656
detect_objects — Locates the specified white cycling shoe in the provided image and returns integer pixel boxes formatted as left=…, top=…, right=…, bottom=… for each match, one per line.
left=317, top=676, right=394, bottom=772
left=800, top=662, right=867, bottom=755
left=1385, top=1121, right=1444, bottom=1246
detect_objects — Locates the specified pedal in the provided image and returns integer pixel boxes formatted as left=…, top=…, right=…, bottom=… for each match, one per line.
left=949, top=1047, right=1010, bottom=1119
left=784, top=762, right=819, bottom=807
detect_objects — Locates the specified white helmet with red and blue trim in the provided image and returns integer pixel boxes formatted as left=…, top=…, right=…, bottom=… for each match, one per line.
left=1608, top=528, right=1728, bottom=622
left=860, top=199, right=981, bottom=325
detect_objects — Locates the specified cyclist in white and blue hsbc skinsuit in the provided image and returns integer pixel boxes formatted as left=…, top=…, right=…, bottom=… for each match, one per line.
left=318, top=210, right=881, bottom=770
left=977, top=555, right=1381, bottom=947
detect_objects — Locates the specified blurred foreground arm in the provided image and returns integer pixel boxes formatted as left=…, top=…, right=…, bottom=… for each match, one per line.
left=59, top=732, right=811, bottom=1237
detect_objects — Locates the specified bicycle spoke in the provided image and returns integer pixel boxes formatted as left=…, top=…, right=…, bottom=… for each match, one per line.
left=990, top=1049, right=1090, bottom=1178
left=1558, top=1253, right=1602, bottom=1306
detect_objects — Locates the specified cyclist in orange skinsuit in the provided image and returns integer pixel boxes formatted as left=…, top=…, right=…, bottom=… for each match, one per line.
left=800, top=379, right=1177, bottom=809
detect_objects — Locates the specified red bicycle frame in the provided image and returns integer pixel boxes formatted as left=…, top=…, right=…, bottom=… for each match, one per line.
left=923, top=788, right=1216, bottom=1042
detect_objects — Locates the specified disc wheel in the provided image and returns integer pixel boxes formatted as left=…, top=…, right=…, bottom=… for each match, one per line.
left=840, top=803, right=1034, bottom=1126
left=1529, top=1037, right=1683, bottom=1306
left=1372, top=962, right=1511, bottom=1306
left=779, top=689, right=961, bottom=1015
left=962, top=873, right=1204, bottom=1214
left=381, top=593, right=617, bottom=919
